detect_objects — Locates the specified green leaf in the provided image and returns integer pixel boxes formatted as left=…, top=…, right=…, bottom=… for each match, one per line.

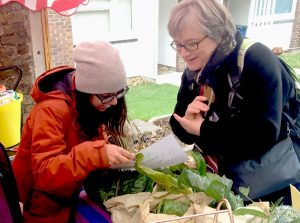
left=99, top=190, right=115, bottom=202
left=177, top=169, right=243, bottom=210
left=239, top=187, right=250, bottom=197
left=131, top=175, right=154, bottom=193
left=169, top=163, right=188, bottom=174
left=205, top=180, right=228, bottom=201
left=135, top=153, right=191, bottom=194
left=207, top=173, right=233, bottom=189
left=157, top=199, right=190, bottom=216
left=233, top=207, right=268, bottom=218
left=226, top=191, right=244, bottom=210
left=177, top=169, right=211, bottom=192
left=270, top=205, right=300, bottom=222
left=270, top=197, right=284, bottom=212
left=191, top=151, right=206, bottom=176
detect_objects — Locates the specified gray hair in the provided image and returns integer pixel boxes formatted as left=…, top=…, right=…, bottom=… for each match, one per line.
left=168, top=0, right=236, bottom=54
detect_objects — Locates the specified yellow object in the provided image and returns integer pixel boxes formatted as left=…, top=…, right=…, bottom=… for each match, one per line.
left=0, top=93, right=23, bottom=148
left=290, top=184, right=300, bottom=212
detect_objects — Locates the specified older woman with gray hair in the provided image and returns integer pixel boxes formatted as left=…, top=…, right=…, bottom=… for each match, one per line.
left=168, top=0, right=300, bottom=204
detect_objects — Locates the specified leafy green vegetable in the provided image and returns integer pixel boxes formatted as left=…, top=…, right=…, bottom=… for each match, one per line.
left=135, top=153, right=191, bottom=194
left=270, top=197, right=284, bottom=213
left=169, top=163, right=189, bottom=174
left=177, top=169, right=211, bottom=192
left=157, top=199, right=190, bottom=216
left=239, top=187, right=250, bottom=198
left=84, top=169, right=153, bottom=205
left=207, top=173, right=233, bottom=189
left=177, top=168, right=243, bottom=210
left=191, top=151, right=206, bottom=176
left=225, top=190, right=244, bottom=211
left=233, top=207, right=268, bottom=218
left=85, top=137, right=300, bottom=223
left=205, top=180, right=229, bottom=201
left=270, top=205, right=300, bottom=222
left=131, top=175, right=154, bottom=193
left=135, top=152, right=244, bottom=211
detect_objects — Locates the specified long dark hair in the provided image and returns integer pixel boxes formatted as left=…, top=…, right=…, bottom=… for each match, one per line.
left=74, top=90, right=127, bottom=139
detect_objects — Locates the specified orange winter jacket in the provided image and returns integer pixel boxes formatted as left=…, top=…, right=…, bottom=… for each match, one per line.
left=12, top=66, right=110, bottom=223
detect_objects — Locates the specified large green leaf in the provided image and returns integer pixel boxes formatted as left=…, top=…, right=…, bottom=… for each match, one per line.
left=191, top=151, right=207, bottom=176
left=178, top=169, right=211, bottom=192
left=135, top=153, right=191, bottom=194
left=157, top=199, right=190, bottom=216
left=233, top=207, right=268, bottom=218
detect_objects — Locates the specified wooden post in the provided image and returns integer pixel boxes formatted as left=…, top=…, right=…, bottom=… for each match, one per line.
left=41, top=9, right=52, bottom=70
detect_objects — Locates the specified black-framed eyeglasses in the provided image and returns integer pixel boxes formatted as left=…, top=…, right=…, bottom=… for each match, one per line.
left=96, top=86, right=129, bottom=104
left=170, top=35, right=208, bottom=52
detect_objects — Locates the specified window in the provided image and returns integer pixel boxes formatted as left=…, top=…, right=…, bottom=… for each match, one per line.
left=275, top=0, right=293, bottom=14
left=72, top=0, right=133, bottom=44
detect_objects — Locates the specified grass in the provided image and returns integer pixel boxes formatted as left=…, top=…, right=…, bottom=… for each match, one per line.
left=126, top=82, right=179, bottom=121
left=280, top=51, right=300, bottom=68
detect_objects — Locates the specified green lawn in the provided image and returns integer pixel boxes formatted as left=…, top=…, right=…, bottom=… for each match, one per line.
left=126, top=82, right=179, bottom=121
left=280, top=51, right=300, bottom=69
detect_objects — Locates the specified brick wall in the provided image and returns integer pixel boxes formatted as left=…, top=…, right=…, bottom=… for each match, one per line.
left=47, top=9, right=74, bottom=68
left=0, top=4, right=75, bottom=127
left=290, top=0, right=300, bottom=48
left=0, top=2, right=35, bottom=123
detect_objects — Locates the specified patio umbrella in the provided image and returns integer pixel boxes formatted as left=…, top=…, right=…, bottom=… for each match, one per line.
left=0, top=0, right=88, bottom=16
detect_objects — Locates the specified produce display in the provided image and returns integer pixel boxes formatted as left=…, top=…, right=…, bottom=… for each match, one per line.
left=84, top=150, right=300, bottom=222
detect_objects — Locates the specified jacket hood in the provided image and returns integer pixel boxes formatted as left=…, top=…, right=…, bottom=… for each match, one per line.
left=31, top=66, right=76, bottom=103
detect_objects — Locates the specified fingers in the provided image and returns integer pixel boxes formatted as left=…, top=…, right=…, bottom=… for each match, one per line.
left=194, top=95, right=208, bottom=102
left=105, top=144, right=135, bottom=167
left=173, top=113, right=203, bottom=136
left=173, top=113, right=184, bottom=123
left=173, top=96, right=209, bottom=136
left=187, top=98, right=209, bottom=114
left=120, top=148, right=136, bottom=160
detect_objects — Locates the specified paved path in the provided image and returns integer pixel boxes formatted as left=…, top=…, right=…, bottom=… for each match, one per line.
left=156, top=72, right=181, bottom=87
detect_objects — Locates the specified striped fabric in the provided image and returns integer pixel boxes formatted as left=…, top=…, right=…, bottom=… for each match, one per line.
left=0, top=0, right=88, bottom=16
left=203, top=154, right=219, bottom=174
left=74, top=191, right=111, bottom=223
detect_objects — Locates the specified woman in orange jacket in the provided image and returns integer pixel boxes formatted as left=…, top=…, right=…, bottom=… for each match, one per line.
left=12, top=41, right=135, bottom=223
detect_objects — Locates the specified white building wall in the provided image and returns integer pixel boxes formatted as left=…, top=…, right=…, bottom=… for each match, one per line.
left=247, top=23, right=293, bottom=49
left=228, top=0, right=251, bottom=26
left=131, top=0, right=158, bottom=79
left=158, top=0, right=177, bottom=68
left=71, top=0, right=158, bottom=79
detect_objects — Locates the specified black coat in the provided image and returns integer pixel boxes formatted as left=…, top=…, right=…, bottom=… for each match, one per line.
left=170, top=33, right=297, bottom=172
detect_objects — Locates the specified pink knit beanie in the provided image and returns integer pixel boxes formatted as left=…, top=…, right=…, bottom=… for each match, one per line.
left=74, top=41, right=127, bottom=94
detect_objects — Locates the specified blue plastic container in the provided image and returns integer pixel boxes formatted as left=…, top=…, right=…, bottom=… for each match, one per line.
left=236, top=25, right=248, bottom=37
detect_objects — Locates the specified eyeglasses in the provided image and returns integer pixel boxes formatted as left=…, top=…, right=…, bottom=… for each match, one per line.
left=96, top=86, right=129, bottom=104
left=170, top=35, right=208, bottom=52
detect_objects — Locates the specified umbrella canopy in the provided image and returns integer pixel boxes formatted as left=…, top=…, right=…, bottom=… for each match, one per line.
left=0, top=0, right=88, bottom=16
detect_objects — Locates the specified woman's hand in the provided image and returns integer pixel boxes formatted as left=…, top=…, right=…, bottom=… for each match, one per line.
left=105, top=144, right=135, bottom=168
left=173, top=96, right=209, bottom=136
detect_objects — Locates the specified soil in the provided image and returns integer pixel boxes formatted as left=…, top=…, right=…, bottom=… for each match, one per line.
left=125, top=76, right=185, bottom=151
left=127, top=76, right=152, bottom=86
